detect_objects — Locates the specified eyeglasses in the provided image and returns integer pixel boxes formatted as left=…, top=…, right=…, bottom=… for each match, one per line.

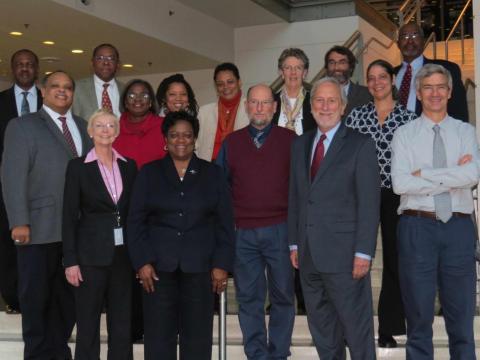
left=94, top=123, right=116, bottom=130
left=399, top=32, right=421, bottom=41
left=247, top=99, right=274, bottom=107
left=421, top=84, right=449, bottom=92
left=327, top=59, right=349, bottom=67
left=94, top=55, right=117, bottom=62
left=126, top=93, right=150, bottom=102
left=282, top=65, right=305, bottom=73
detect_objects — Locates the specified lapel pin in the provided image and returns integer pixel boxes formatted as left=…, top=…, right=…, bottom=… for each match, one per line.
left=189, top=169, right=197, bottom=175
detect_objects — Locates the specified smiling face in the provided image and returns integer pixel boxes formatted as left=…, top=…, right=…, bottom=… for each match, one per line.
left=41, top=72, right=74, bottom=115
left=215, top=70, right=241, bottom=101
left=165, top=82, right=189, bottom=112
left=416, top=72, right=451, bottom=119
left=88, top=113, right=118, bottom=147
left=165, top=119, right=196, bottom=161
left=245, top=85, right=277, bottom=130
left=280, top=56, right=307, bottom=91
left=397, top=23, right=424, bottom=63
left=326, top=51, right=351, bottom=85
left=124, top=83, right=152, bottom=119
left=11, top=51, right=38, bottom=90
left=366, top=64, right=394, bottom=101
left=311, top=81, right=345, bottom=133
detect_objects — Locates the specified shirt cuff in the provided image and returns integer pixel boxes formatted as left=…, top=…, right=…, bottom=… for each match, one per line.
left=289, top=245, right=298, bottom=251
left=355, top=252, right=371, bottom=261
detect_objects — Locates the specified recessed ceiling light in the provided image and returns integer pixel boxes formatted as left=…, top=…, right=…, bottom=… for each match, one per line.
left=122, top=64, right=134, bottom=68
left=71, top=49, right=84, bottom=54
left=45, top=71, right=52, bottom=75
left=9, top=31, right=23, bottom=36
left=43, top=41, right=55, bottom=45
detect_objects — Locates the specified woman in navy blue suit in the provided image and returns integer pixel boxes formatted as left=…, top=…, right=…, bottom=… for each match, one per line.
left=127, top=110, right=235, bottom=360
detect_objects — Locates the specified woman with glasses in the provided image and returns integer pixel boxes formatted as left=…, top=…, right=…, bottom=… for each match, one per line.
left=113, top=79, right=167, bottom=169
left=272, top=48, right=315, bottom=136
left=63, top=109, right=137, bottom=360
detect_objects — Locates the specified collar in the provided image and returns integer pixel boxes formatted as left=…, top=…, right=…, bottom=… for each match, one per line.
left=84, top=147, right=126, bottom=163
left=42, top=104, right=72, bottom=119
left=14, top=84, right=36, bottom=96
left=248, top=122, right=273, bottom=138
left=420, top=113, right=450, bottom=130
left=403, top=55, right=424, bottom=70
left=94, top=74, right=116, bottom=87
left=342, top=81, right=351, bottom=96
left=315, top=120, right=341, bottom=142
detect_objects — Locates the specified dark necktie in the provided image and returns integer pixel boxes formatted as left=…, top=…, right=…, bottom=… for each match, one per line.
left=253, top=131, right=264, bottom=149
left=58, top=117, right=79, bottom=157
left=398, top=64, right=412, bottom=107
left=102, top=83, right=113, bottom=112
left=21, top=92, right=30, bottom=115
left=310, top=134, right=327, bottom=181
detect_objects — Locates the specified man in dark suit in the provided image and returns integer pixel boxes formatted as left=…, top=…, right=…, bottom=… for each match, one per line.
left=1, top=71, right=92, bottom=359
left=324, top=45, right=372, bottom=118
left=289, top=77, right=380, bottom=359
left=0, top=49, right=43, bottom=314
left=394, top=22, right=468, bottom=122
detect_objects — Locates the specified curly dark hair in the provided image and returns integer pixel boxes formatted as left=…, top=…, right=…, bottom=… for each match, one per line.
left=156, top=74, right=198, bottom=117
left=161, top=110, right=200, bottom=138
left=324, top=45, right=357, bottom=76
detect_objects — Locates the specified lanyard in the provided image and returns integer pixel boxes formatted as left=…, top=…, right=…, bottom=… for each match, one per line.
left=99, top=154, right=121, bottom=227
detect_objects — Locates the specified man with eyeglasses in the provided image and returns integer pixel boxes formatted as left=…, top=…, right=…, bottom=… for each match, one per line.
left=0, top=49, right=43, bottom=316
left=216, top=84, right=296, bottom=360
left=324, top=45, right=372, bottom=118
left=395, top=22, right=468, bottom=122
left=391, top=63, right=478, bottom=359
left=73, top=43, right=125, bottom=120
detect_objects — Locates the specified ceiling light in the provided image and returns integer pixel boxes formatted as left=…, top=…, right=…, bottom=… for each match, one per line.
left=9, top=31, right=23, bottom=36
left=45, top=71, right=52, bottom=75
left=71, top=49, right=84, bottom=54
left=122, top=64, right=134, bottom=68
left=43, top=41, right=55, bottom=45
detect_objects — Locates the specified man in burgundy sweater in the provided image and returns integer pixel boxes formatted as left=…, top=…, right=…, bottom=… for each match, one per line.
left=216, top=84, right=296, bottom=360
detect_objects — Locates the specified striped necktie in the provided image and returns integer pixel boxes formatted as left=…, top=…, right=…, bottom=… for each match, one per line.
left=58, top=116, right=79, bottom=157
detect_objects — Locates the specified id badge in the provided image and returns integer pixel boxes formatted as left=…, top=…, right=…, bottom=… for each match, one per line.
left=114, top=227, right=124, bottom=246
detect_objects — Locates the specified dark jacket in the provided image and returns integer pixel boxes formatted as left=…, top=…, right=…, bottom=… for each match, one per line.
left=272, top=90, right=316, bottom=133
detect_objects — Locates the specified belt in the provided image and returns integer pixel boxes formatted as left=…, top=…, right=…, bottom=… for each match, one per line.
left=402, top=209, right=470, bottom=220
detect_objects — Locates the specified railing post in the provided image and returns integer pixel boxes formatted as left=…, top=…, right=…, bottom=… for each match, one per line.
left=461, top=17, right=465, bottom=64
left=218, top=290, right=227, bottom=360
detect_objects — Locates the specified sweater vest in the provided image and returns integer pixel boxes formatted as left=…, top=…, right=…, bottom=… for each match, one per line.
left=226, top=126, right=296, bottom=228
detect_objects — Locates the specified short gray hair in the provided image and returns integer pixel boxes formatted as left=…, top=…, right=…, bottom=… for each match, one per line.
left=277, top=48, right=309, bottom=70
left=310, top=77, right=347, bottom=107
left=415, top=63, right=452, bottom=92
left=87, top=109, right=120, bottom=137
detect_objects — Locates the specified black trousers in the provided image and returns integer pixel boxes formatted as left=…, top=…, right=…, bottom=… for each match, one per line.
left=17, top=242, right=75, bottom=360
left=377, top=187, right=406, bottom=336
left=0, top=199, right=19, bottom=309
left=74, top=246, right=132, bottom=360
left=143, top=269, right=214, bottom=360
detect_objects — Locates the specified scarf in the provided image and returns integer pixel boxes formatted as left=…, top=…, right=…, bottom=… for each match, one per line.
left=280, top=86, right=305, bottom=131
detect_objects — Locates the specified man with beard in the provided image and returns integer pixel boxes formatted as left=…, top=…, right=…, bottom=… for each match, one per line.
left=216, top=84, right=296, bottom=360
left=394, top=22, right=468, bottom=122
left=324, top=46, right=372, bottom=118
left=0, top=49, right=43, bottom=314
left=73, top=43, right=124, bottom=120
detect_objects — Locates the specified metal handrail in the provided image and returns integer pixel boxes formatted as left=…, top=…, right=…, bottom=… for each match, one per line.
left=445, top=0, right=472, bottom=61
left=465, top=78, right=476, bottom=93
left=397, top=0, right=423, bottom=25
left=423, top=31, right=437, bottom=59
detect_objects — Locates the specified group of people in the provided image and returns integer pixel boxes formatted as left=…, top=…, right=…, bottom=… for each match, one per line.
left=0, top=21, right=476, bottom=360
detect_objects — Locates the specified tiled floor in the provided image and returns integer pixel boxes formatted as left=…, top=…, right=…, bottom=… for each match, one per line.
left=1, top=313, right=480, bottom=359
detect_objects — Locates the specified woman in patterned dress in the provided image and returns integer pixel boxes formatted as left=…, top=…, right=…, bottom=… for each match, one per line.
left=345, top=59, right=416, bottom=349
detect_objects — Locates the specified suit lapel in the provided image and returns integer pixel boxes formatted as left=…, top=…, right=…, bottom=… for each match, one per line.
left=7, top=87, right=19, bottom=118
left=304, top=130, right=317, bottom=183
left=116, top=159, right=129, bottom=206
left=39, top=108, right=78, bottom=158
left=35, top=87, right=43, bottom=111
left=73, top=115, right=92, bottom=156
left=88, top=78, right=98, bottom=110
left=87, top=161, right=115, bottom=207
left=311, top=123, right=348, bottom=185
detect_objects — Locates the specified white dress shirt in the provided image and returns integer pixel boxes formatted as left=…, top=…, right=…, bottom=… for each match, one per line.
left=43, top=105, right=83, bottom=156
left=93, top=74, right=121, bottom=118
left=14, top=84, right=38, bottom=115
left=395, top=55, right=424, bottom=112
left=391, top=114, right=480, bottom=214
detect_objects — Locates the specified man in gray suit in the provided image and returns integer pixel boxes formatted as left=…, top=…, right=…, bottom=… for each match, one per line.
left=288, top=77, right=380, bottom=359
left=73, top=43, right=124, bottom=120
left=1, top=71, right=92, bottom=359
left=324, top=46, right=372, bottom=118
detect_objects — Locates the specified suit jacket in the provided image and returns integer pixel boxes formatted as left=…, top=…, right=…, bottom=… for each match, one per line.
left=72, top=76, right=125, bottom=121
left=62, top=155, right=137, bottom=267
left=272, top=91, right=316, bottom=133
left=288, top=123, right=380, bottom=273
left=196, top=98, right=249, bottom=161
left=1, top=108, right=92, bottom=245
left=343, top=82, right=372, bottom=119
left=394, top=57, right=468, bottom=122
left=127, top=154, right=235, bottom=273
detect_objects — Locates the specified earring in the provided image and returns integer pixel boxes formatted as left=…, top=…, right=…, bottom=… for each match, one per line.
left=164, top=145, right=168, bottom=151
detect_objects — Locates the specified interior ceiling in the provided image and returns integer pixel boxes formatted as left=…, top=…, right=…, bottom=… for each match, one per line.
left=0, top=0, right=236, bottom=81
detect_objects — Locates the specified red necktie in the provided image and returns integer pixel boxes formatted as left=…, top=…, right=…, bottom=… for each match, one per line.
left=310, top=134, right=327, bottom=181
left=58, top=117, right=78, bottom=157
left=398, top=64, right=412, bottom=107
left=102, top=83, right=113, bottom=113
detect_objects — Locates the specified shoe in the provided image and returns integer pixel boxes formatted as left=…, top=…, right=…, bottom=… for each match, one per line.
left=378, top=334, right=397, bottom=348
left=5, top=305, right=20, bottom=314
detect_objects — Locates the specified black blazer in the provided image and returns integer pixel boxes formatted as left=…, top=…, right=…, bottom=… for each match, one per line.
left=272, top=91, right=316, bottom=133
left=127, top=154, right=235, bottom=273
left=62, top=155, right=137, bottom=267
left=394, top=57, right=468, bottom=122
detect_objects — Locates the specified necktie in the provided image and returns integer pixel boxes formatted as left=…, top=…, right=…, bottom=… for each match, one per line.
left=432, top=125, right=452, bottom=222
left=58, top=117, right=79, bottom=157
left=21, top=92, right=30, bottom=115
left=253, top=131, right=264, bottom=149
left=310, top=134, right=327, bottom=181
left=398, top=64, right=412, bottom=107
left=101, top=83, right=113, bottom=113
